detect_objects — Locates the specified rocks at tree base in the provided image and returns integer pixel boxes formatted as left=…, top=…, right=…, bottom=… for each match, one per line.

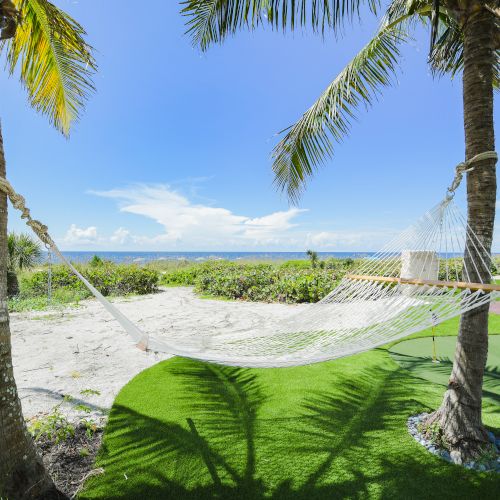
left=407, top=413, right=500, bottom=473
left=450, top=451, right=463, bottom=465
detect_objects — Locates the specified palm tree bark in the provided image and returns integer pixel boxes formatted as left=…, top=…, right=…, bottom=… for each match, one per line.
left=0, top=125, right=59, bottom=499
left=424, top=6, right=496, bottom=462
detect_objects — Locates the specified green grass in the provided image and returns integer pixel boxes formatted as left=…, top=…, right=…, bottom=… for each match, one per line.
left=81, top=316, right=500, bottom=499
left=8, top=288, right=87, bottom=312
left=389, top=336, right=500, bottom=425
left=386, top=313, right=500, bottom=347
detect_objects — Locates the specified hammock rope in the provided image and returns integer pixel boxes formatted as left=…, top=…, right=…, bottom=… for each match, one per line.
left=0, top=152, right=498, bottom=367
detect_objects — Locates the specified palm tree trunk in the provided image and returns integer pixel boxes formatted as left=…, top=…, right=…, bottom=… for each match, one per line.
left=424, top=7, right=496, bottom=462
left=0, top=125, right=59, bottom=498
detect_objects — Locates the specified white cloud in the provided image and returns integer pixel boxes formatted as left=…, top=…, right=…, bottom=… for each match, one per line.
left=64, top=224, right=98, bottom=245
left=110, top=227, right=131, bottom=245
left=305, top=230, right=394, bottom=249
left=59, top=184, right=395, bottom=251
left=88, top=184, right=308, bottom=249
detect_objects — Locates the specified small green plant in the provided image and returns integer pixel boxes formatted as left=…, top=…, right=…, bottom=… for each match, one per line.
left=419, top=421, right=450, bottom=450
left=81, top=418, right=98, bottom=438
left=28, top=408, right=75, bottom=444
left=79, top=447, right=90, bottom=457
left=80, top=388, right=101, bottom=396
left=475, top=444, right=498, bottom=466
left=75, top=404, right=92, bottom=414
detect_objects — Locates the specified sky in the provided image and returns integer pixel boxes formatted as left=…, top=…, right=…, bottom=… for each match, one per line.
left=1, top=1, right=498, bottom=252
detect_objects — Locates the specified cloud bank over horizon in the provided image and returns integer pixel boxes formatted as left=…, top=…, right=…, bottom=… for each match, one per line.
left=59, top=183, right=396, bottom=252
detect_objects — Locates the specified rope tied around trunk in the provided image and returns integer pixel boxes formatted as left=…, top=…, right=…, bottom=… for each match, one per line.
left=0, top=176, right=149, bottom=350
left=0, top=177, right=55, bottom=246
left=445, top=151, right=498, bottom=200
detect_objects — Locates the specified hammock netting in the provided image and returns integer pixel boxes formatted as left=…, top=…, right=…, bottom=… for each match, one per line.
left=1, top=153, right=498, bottom=368
left=143, top=197, right=498, bottom=366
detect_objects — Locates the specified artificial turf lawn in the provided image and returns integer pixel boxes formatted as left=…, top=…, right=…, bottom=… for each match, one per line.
left=81, top=317, right=500, bottom=499
left=389, top=335, right=500, bottom=427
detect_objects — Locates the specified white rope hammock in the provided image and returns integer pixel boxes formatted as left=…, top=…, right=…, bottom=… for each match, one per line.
left=1, top=152, right=498, bottom=368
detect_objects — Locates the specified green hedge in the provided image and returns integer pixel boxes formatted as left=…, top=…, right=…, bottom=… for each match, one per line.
left=161, top=265, right=202, bottom=286
left=161, top=261, right=344, bottom=303
left=159, top=256, right=498, bottom=304
left=21, top=263, right=159, bottom=298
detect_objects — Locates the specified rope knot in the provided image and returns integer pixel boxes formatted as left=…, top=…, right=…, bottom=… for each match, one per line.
left=446, top=151, right=497, bottom=199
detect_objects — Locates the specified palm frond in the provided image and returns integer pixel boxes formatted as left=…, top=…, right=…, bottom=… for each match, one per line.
left=7, top=231, right=42, bottom=270
left=272, top=26, right=408, bottom=202
left=429, top=0, right=439, bottom=53
left=384, top=0, right=430, bottom=24
left=427, top=9, right=499, bottom=88
left=181, top=0, right=380, bottom=51
left=1, top=0, right=96, bottom=135
left=428, top=22, right=462, bottom=77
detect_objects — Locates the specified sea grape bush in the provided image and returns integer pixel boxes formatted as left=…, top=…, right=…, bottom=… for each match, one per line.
left=22, top=263, right=159, bottom=297
left=161, top=265, right=202, bottom=286
left=161, top=260, right=345, bottom=303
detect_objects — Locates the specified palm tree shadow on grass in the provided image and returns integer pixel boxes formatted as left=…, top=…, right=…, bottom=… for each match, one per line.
left=83, top=359, right=500, bottom=499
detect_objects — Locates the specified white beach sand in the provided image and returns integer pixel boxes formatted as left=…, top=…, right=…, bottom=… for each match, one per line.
left=11, top=287, right=299, bottom=423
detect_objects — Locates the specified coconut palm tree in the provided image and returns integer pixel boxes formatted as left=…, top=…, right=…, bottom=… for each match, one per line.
left=306, top=249, right=319, bottom=268
left=181, top=1, right=498, bottom=462
left=0, top=1, right=95, bottom=497
left=7, top=231, right=42, bottom=296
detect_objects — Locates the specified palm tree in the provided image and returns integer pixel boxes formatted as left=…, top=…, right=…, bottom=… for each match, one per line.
left=7, top=232, right=42, bottom=296
left=306, top=249, right=319, bottom=268
left=181, top=1, right=498, bottom=462
left=0, top=1, right=95, bottom=497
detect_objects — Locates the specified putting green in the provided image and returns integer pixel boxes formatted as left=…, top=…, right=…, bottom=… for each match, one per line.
left=389, top=336, right=500, bottom=419
left=80, top=349, right=500, bottom=499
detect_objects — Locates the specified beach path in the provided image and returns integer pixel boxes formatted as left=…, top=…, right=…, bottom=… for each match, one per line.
left=11, top=287, right=300, bottom=422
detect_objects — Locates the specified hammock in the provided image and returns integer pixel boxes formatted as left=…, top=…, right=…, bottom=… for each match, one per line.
left=1, top=152, right=498, bottom=368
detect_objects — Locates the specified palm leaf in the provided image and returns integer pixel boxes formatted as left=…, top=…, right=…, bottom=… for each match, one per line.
left=428, top=22, right=463, bottom=77
left=8, top=232, right=42, bottom=270
left=181, top=0, right=380, bottom=51
left=1, top=0, right=96, bottom=135
left=384, top=0, right=430, bottom=24
left=272, top=25, right=408, bottom=202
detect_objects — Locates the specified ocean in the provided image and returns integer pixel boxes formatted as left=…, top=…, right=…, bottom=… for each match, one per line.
left=54, top=251, right=377, bottom=264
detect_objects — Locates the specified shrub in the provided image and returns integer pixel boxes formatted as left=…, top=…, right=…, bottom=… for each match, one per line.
left=21, top=263, right=159, bottom=298
left=280, top=260, right=312, bottom=270
left=191, top=261, right=343, bottom=303
left=161, top=265, right=201, bottom=286
left=89, top=254, right=105, bottom=267
left=439, top=258, right=464, bottom=281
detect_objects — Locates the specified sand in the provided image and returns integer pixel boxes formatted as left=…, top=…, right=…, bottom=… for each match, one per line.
left=11, top=287, right=300, bottom=423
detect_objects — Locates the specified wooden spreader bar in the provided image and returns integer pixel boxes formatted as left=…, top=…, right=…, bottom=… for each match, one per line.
left=346, top=274, right=500, bottom=293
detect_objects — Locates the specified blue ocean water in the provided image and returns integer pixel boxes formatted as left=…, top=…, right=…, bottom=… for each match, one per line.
left=55, top=251, right=377, bottom=264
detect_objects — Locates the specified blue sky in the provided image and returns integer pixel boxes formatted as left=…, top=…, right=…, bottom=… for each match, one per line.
left=1, top=1, right=497, bottom=251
